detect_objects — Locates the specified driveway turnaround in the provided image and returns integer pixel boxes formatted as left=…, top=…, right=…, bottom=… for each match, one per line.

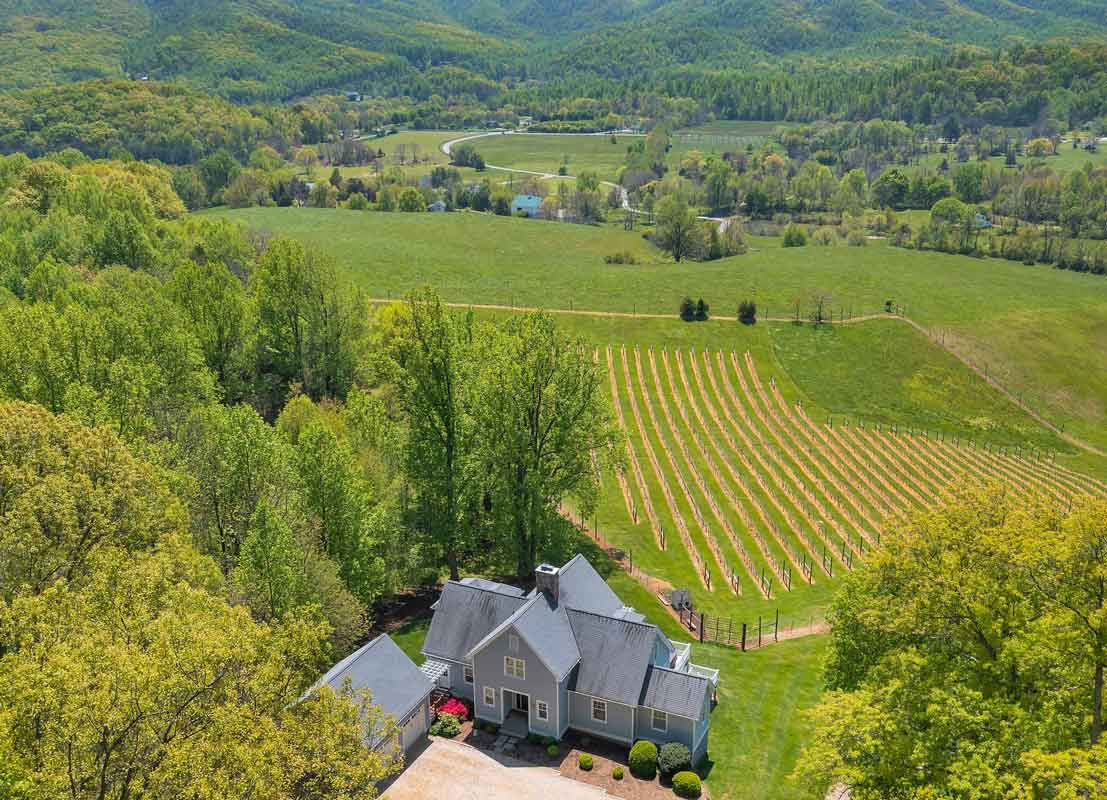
left=384, top=738, right=617, bottom=800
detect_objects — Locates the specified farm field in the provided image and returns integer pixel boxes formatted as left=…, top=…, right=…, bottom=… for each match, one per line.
left=911, top=146, right=1107, bottom=175
left=210, top=207, right=1107, bottom=453
left=584, top=336, right=1103, bottom=627
left=466, top=132, right=642, bottom=180
left=671, top=120, right=780, bottom=164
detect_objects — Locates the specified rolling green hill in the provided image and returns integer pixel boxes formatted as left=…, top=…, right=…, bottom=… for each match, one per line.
left=3, top=0, right=1106, bottom=98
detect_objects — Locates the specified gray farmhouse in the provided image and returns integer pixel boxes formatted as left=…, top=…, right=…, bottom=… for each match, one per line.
left=421, top=554, right=718, bottom=762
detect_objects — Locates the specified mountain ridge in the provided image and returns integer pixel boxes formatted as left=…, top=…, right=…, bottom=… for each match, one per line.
left=1, top=0, right=1105, bottom=98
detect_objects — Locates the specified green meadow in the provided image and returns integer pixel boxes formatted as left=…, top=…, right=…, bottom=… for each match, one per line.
left=468, top=132, right=643, bottom=180
left=209, top=206, right=1107, bottom=454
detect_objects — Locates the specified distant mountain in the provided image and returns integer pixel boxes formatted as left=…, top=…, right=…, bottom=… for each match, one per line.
left=2, top=0, right=1105, bottom=98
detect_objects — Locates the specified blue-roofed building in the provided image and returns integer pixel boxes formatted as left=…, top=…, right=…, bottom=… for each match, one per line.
left=421, top=554, right=719, bottom=764
left=510, top=194, right=543, bottom=217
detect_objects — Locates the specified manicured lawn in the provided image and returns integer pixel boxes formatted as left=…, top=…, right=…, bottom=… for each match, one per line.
left=472, top=132, right=642, bottom=180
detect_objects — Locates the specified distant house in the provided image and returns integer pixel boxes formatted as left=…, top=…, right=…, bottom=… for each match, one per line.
left=511, top=194, right=543, bottom=217
left=973, top=212, right=993, bottom=229
left=428, top=200, right=447, bottom=212
left=345, top=91, right=362, bottom=102
left=421, top=554, right=718, bottom=763
left=306, top=633, right=435, bottom=753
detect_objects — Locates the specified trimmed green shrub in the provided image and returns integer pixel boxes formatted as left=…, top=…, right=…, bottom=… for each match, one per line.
left=546, top=743, right=560, bottom=758
left=578, top=753, right=593, bottom=771
left=673, top=771, right=702, bottom=798
left=782, top=223, right=807, bottom=247
left=658, top=742, right=692, bottom=777
left=613, top=766, right=625, bottom=781
left=526, top=732, right=544, bottom=745
left=543, top=736, right=558, bottom=747
left=629, top=740, right=658, bottom=779
left=429, top=712, right=461, bottom=738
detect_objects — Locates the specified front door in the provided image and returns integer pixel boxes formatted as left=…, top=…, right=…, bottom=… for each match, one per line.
left=514, top=692, right=529, bottom=714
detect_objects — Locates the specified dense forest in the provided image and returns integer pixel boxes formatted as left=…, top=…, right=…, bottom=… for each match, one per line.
left=0, top=153, right=617, bottom=797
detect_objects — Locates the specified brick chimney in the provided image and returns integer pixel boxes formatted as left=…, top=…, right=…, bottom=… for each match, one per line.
left=535, top=563, right=560, bottom=600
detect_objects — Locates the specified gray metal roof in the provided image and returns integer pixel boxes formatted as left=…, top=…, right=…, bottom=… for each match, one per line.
left=422, top=581, right=527, bottom=662
left=512, top=592, right=581, bottom=679
left=308, top=634, right=433, bottom=745
left=459, top=577, right=526, bottom=597
left=557, top=553, right=625, bottom=615
left=639, top=665, right=711, bottom=720
left=565, top=608, right=662, bottom=706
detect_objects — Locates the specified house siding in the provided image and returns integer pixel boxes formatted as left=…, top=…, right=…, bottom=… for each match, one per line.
left=634, top=705, right=695, bottom=751
left=692, top=693, right=711, bottom=764
left=448, top=661, right=475, bottom=701
left=567, top=691, right=634, bottom=744
left=472, top=624, right=560, bottom=738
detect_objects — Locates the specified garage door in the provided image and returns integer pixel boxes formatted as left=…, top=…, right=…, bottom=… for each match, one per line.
left=400, top=704, right=427, bottom=750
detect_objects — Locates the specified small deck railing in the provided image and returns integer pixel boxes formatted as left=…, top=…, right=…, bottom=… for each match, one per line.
left=687, top=662, right=719, bottom=687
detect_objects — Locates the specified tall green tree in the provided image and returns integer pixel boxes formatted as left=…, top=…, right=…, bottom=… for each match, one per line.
left=0, top=538, right=399, bottom=800
left=0, top=402, right=187, bottom=599
left=393, top=288, right=474, bottom=580
left=472, top=312, right=616, bottom=579
left=796, top=483, right=1107, bottom=799
left=178, top=403, right=299, bottom=572
left=654, top=194, right=702, bottom=262
left=253, top=237, right=367, bottom=408
left=296, top=419, right=389, bottom=606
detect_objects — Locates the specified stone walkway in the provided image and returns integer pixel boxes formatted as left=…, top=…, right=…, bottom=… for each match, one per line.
left=492, top=732, right=522, bottom=755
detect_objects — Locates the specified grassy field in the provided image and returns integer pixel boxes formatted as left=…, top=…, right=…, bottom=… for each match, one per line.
left=671, top=121, right=781, bottom=165
left=911, top=146, right=1107, bottom=175
left=387, top=533, right=829, bottom=800
left=469, top=132, right=642, bottom=181
left=210, top=206, right=1107, bottom=453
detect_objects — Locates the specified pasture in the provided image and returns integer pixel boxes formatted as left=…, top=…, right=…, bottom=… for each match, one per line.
left=672, top=120, right=780, bottom=163
left=468, top=131, right=642, bottom=180
left=211, top=207, right=1107, bottom=453
left=911, top=145, right=1107, bottom=176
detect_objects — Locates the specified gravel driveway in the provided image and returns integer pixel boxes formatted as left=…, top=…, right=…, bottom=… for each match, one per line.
left=384, top=738, right=617, bottom=800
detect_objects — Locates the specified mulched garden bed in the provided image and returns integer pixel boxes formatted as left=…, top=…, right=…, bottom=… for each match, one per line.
left=456, top=725, right=706, bottom=800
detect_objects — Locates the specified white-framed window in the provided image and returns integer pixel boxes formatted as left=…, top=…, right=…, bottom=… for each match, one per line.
left=483, top=686, right=496, bottom=707
left=536, top=700, right=549, bottom=721
left=463, top=665, right=474, bottom=684
left=504, top=656, right=525, bottom=679
left=508, top=634, right=520, bottom=652
left=591, top=699, right=607, bottom=724
left=652, top=709, right=668, bottom=732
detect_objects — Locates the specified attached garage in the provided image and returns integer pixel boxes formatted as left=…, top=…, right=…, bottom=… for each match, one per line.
left=307, top=633, right=434, bottom=754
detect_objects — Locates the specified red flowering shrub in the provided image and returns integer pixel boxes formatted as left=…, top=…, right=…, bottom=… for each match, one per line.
left=438, top=698, right=469, bottom=721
